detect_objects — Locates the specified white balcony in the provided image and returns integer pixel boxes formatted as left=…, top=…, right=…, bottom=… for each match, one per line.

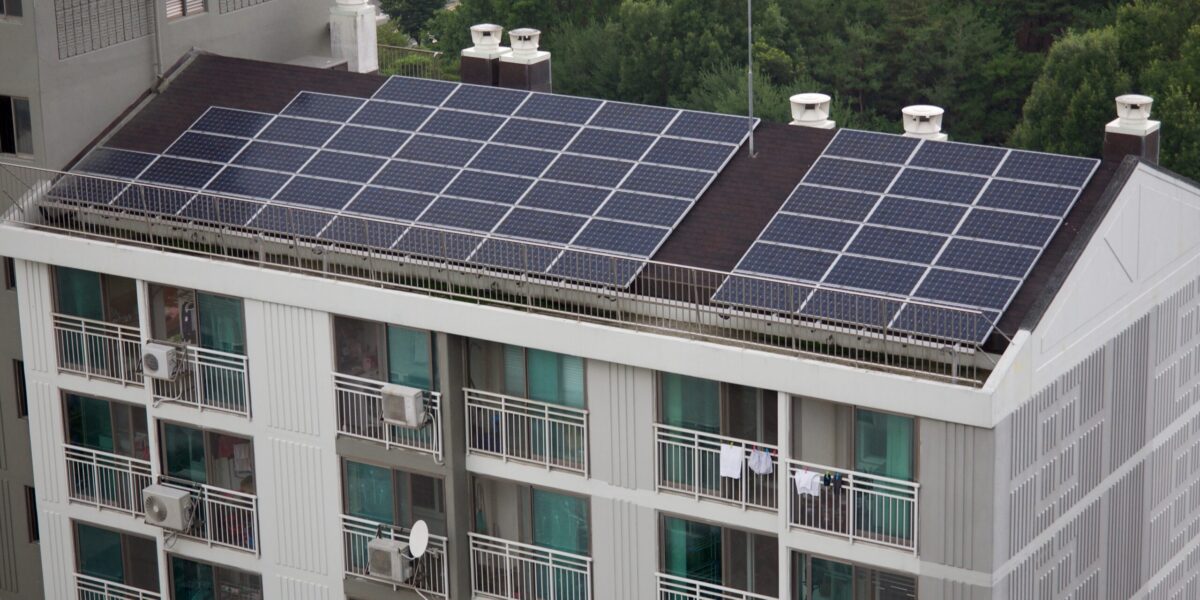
left=150, top=344, right=250, bottom=416
left=159, top=477, right=259, bottom=553
left=465, top=388, right=589, bottom=475
left=787, top=459, right=919, bottom=553
left=469, top=532, right=593, bottom=600
left=656, top=573, right=775, bottom=600
left=654, top=424, right=779, bottom=511
left=334, top=372, right=443, bottom=460
left=341, top=514, right=450, bottom=597
left=64, top=444, right=153, bottom=516
left=76, top=573, right=160, bottom=600
left=54, top=313, right=142, bottom=385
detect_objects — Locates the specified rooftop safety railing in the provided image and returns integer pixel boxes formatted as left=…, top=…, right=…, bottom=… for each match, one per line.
left=150, top=343, right=250, bottom=416
left=470, top=532, right=593, bottom=600
left=0, top=163, right=997, bottom=386
left=787, top=458, right=919, bottom=553
left=334, top=372, right=443, bottom=461
left=654, top=424, right=779, bottom=511
left=378, top=44, right=447, bottom=80
left=656, top=573, right=776, bottom=600
left=160, top=476, right=259, bottom=554
left=64, top=444, right=153, bottom=516
left=53, top=313, right=143, bottom=385
left=465, top=388, right=590, bottom=475
left=342, top=514, right=450, bottom=597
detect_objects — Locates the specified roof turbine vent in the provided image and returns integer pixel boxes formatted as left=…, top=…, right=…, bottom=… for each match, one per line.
left=470, top=24, right=505, bottom=53
left=1104, top=94, right=1160, bottom=164
left=901, top=105, right=948, bottom=141
left=509, top=28, right=543, bottom=59
left=1114, top=94, right=1155, bottom=128
left=790, top=93, right=835, bottom=129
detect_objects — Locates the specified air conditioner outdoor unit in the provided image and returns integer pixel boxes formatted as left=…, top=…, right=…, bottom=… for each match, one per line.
left=142, top=342, right=181, bottom=381
left=381, top=384, right=428, bottom=429
left=368, top=537, right=414, bottom=582
left=143, top=484, right=193, bottom=531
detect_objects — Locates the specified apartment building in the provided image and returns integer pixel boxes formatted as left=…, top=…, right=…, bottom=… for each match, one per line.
left=0, top=39, right=1198, bottom=600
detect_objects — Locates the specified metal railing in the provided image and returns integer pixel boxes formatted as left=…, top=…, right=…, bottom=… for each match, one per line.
left=53, top=313, right=143, bottom=385
left=334, top=372, right=443, bottom=460
left=377, top=45, right=447, bottom=80
left=465, top=388, right=589, bottom=475
left=654, top=424, right=778, bottom=511
left=64, top=444, right=153, bottom=515
left=470, top=533, right=593, bottom=600
left=656, top=573, right=775, bottom=600
left=341, top=514, right=449, bottom=597
left=151, top=344, right=250, bottom=416
left=160, top=477, right=259, bottom=553
left=76, top=573, right=160, bottom=600
left=787, top=459, right=919, bottom=553
left=54, top=0, right=155, bottom=60
left=0, top=164, right=994, bottom=387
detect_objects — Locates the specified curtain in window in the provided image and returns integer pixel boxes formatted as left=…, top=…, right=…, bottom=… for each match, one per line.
left=660, top=373, right=719, bottom=433
left=171, top=555, right=214, bottom=600
left=531, top=489, right=589, bottom=554
left=810, top=557, right=852, bottom=600
left=65, top=394, right=114, bottom=453
left=854, top=410, right=914, bottom=541
left=663, top=516, right=721, bottom=585
left=54, top=267, right=103, bottom=320
left=197, top=293, right=244, bottom=354
left=163, top=423, right=206, bottom=484
left=345, top=461, right=394, bottom=524
left=503, top=345, right=526, bottom=397
left=527, top=350, right=585, bottom=408
left=101, top=276, right=138, bottom=326
left=76, top=523, right=124, bottom=583
left=387, top=326, right=433, bottom=390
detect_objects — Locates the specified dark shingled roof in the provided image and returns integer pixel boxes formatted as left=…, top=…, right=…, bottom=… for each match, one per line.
left=94, top=53, right=1125, bottom=351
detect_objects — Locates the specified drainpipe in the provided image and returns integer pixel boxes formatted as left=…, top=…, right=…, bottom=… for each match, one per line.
left=151, top=0, right=166, bottom=88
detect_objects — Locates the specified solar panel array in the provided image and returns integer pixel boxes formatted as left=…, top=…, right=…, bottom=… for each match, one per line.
left=57, top=77, right=757, bottom=285
left=714, top=129, right=1100, bottom=343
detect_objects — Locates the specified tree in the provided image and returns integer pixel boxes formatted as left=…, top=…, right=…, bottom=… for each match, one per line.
left=381, top=0, right=445, bottom=39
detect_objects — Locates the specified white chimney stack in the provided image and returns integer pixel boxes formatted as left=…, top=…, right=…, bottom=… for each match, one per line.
left=901, top=105, right=947, bottom=141
left=499, top=28, right=552, bottom=92
left=789, top=93, right=835, bottom=129
left=465, top=23, right=507, bottom=57
left=1104, top=94, right=1160, bottom=164
left=507, top=28, right=546, bottom=61
left=329, top=0, right=378, bottom=74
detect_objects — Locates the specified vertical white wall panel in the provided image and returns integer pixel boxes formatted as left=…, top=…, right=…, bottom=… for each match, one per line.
left=590, top=497, right=657, bottom=600
left=268, top=438, right=329, bottom=575
left=586, top=360, right=655, bottom=491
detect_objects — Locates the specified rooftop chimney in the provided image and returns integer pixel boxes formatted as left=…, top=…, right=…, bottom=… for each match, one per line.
left=499, top=28, right=552, bottom=92
left=901, top=105, right=947, bottom=141
left=460, top=24, right=508, bottom=86
left=789, top=93, right=835, bottom=129
left=329, top=0, right=379, bottom=74
left=1104, top=94, right=1160, bottom=164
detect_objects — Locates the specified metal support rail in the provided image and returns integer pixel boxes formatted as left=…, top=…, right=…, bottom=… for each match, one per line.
left=465, top=388, right=589, bottom=475
left=656, top=572, right=776, bottom=600
left=341, top=514, right=449, bottom=597
left=64, top=444, right=153, bottom=515
left=160, top=477, right=259, bottom=554
left=53, top=313, right=143, bottom=385
left=76, top=573, right=161, bottom=600
left=151, top=344, right=250, bottom=416
left=334, top=372, right=443, bottom=461
left=654, top=423, right=779, bottom=511
left=787, top=458, right=919, bottom=553
left=469, top=532, right=593, bottom=600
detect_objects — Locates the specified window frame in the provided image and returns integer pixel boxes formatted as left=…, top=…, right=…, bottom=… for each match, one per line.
left=528, top=485, right=591, bottom=556
left=466, top=340, right=586, bottom=406
left=0, top=95, right=33, bottom=156
left=852, top=406, right=918, bottom=481
left=61, top=391, right=149, bottom=459
left=340, top=458, right=447, bottom=535
left=332, top=315, right=436, bottom=390
left=0, top=0, right=23, bottom=18
left=158, top=420, right=256, bottom=493
left=656, top=372, right=774, bottom=442
left=24, top=486, right=37, bottom=542
left=149, top=283, right=246, bottom=353
left=167, top=554, right=263, bottom=599
left=3, top=256, right=14, bottom=289
left=13, top=359, right=27, bottom=418
left=71, top=520, right=159, bottom=591
left=165, top=0, right=206, bottom=19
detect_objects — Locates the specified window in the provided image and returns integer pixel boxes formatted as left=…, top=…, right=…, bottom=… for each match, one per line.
left=791, top=552, right=916, bottom=600
left=466, top=340, right=584, bottom=407
left=73, top=522, right=159, bottom=592
left=0, top=96, right=32, bottom=155
left=53, top=267, right=138, bottom=325
left=63, top=393, right=149, bottom=459
left=854, top=409, right=914, bottom=481
left=161, top=422, right=255, bottom=493
left=531, top=488, right=589, bottom=555
left=662, top=516, right=776, bottom=596
left=13, top=360, right=26, bottom=418
left=166, top=0, right=205, bottom=18
left=24, top=487, right=37, bottom=542
left=150, top=284, right=245, bottom=353
left=333, top=316, right=435, bottom=389
left=342, top=459, right=446, bottom=535
left=170, top=555, right=262, bottom=600
left=3, top=256, right=14, bottom=289
left=0, top=0, right=23, bottom=17
left=658, top=373, right=775, bottom=442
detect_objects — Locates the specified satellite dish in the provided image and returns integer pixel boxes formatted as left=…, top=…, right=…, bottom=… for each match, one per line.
left=409, top=520, right=429, bottom=559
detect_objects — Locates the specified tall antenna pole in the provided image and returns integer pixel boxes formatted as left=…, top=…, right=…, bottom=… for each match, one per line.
left=747, top=0, right=757, bottom=157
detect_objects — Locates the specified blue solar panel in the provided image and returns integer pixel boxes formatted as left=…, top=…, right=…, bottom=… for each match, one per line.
left=344, top=186, right=434, bottom=221
left=492, top=119, right=580, bottom=150
left=936, top=238, right=1038, bottom=278
left=301, top=151, right=386, bottom=183
left=274, top=176, right=361, bottom=209
left=596, top=192, right=690, bottom=227
left=139, top=157, right=222, bottom=188
left=48, top=176, right=128, bottom=205
left=205, top=167, right=291, bottom=199
left=804, top=158, right=899, bottom=193
left=165, top=132, right=247, bottom=163
left=908, top=140, right=1006, bottom=175
left=372, top=161, right=457, bottom=193
left=544, top=155, right=632, bottom=188
left=997, top=150, right=1097, bottom=187
left=976, top=180, right=1078, bottom=217
left=739, top=244, right=836, bottom=281
left=847, top=226, right=946, bottom=264
left=350, top=102, right=434, bottom=131
left=326, top=127, right=410, bottom=157
left=394, top=228, right=482, bottom=261
left=712, top=276, right=806, bottom=313
left=957, top=209, right=1058, bottom=247
left=620, top=165, right=710, bottom=198
left=257, top=117, right=340, bottom=147
left=179, top=194, right=262, bottom=226
left=516, top=94, right=602, bottom=124
left=800, top=289, right=903, bottom=328
left=420, top=110, right=504, bottom=141
left=889, top=169, right=986, bottom=204
left=867, top=197, right=966, bottom=234
left=471, top=239, right=563, bottom=271
left=374, top=77, right=458, bottom=105
left=823, top=256, right=925, bottom=297
left=320, top=216, right=407, bottom=249
left=891, top=304, right=997, bottom=342
left=443, top=85, right=528, bottom=115
left=665, top=111, right=753, bottom=144
left=282, top=92, right=364, bottom=122
left=548, top=250, right=645, bottom=286
left=75, top=148, right=155, bottom=179
left=567, top=129, right=655, bottom=161
left=418, top=197, right=508, bottom=231
left=396, top=135, right=481, bottom=167
left=468, top=145, right=555, bottom=177
left=913, top=269, right=1018, bottom=309
left=824, top=130, right=920, bottom=164
left=761, top=214, right=857, bottom=250
left=643, top=138, right=733, bottom=170
left=192, top=108, right=273, bottom=137
left=445, top=171, right=532, bottom=204
left=589, top=103, right=677, bottom=134
left=573, top=219, right=668, bottom=256
left=233, top=142, right=315, bottom=172
left=781, top=186, right=879, bottom=222
left=248, top=205, right=335, bottom=237
left=494, top=208, right=587, bottom=244
left=111, top=186, right=192, bottom=213
left=518, top=181, right=609, bottom=215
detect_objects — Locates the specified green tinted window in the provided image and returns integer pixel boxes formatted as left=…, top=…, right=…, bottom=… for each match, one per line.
left=660, top=373, right=719, bottom=433
left=162, top=423, right=206, bottom=484
left=387, top=325, right=433, bottom=390
left=55, top=267, right=103, bottom=320
left=76, top=523, right=123, bottom=583
left=345, top=461, right=394, bottom=524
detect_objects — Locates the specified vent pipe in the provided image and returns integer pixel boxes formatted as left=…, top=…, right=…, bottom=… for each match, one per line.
left=901, top=105, right=947, bottom=141
left=460, top=24, right=508, bottom=86
left=329, top=0, right=379, bottom=74
left=1104, top=94, right=1160, bottom=164
left=499, top=28, right=552, bottom=92
left=789, top=93, right=835, bottom=129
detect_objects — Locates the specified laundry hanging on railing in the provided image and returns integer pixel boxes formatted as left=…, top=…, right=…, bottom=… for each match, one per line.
left=719, top=444, right=743, bottom=479
left=793, top=469, right=822, bottom=497
left=748, top=448, right=773, bottom=475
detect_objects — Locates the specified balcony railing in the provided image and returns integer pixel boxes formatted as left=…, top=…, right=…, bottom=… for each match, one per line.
left=334, top=372, right=443, bottom=461
left=341, top=514, right=450, bottom=597
left=64, top=444, right=153, bottom=516
left=654, top=424, right=778, bottom=511
left=470, top=532, right=593, bottom=600
left=151, top=344, right=250, bottom=416
left=0, top=164, right=994, bottom=388
left=656, top=573, right=775, bottom=600
left=377, top=44, right=447, bottom=79
left=787, top=459, right=919, bottom=553
left=465, top=388, right=589, bottom=475
left=76, top=573, right=160, bottom=600
left=53, top=313, right=143, bottom=385
left=160, top=477, right=259, bottom=553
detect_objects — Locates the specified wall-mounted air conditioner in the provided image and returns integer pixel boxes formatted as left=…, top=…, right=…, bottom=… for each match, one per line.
left=143, top=484, right=193, bottom=531
left=368, top=537, right=414, bottom=582
left=142, top=342, right=181, bottom=381
left=381, top=384, right=428, bottom=429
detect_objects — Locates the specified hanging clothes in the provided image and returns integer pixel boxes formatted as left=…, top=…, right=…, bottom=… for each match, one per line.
left=747, top=449, right=773, bottom=475
left=794, top=469, right=822, bottom=497
left=719, top=444, right=743, bottom=479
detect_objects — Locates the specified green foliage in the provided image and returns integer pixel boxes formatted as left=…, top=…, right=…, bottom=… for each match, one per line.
left=381, top=0, right=445, bottom=38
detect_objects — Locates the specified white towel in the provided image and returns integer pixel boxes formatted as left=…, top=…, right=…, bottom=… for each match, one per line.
left=719, top=444, right=743, bottom=479
left=748, top=449, right=774, bottom=475
left=793, top=469, right=822, bottom=497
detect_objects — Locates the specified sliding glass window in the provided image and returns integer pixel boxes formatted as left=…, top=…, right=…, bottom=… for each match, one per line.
left=170, top=555, right=263, bottom=599
left=74, top=522, right=159, bottom=592
left=334, top=316, right=436, bottom=390
left=160, top=422, right=255, bottom=494
left=149, top=284, right=245, bottom=354
left=63, top=393, right=148, bottom=459
left=467, top=340, right=585, bottom=407
left=343, top=459, right=446, bottom=535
